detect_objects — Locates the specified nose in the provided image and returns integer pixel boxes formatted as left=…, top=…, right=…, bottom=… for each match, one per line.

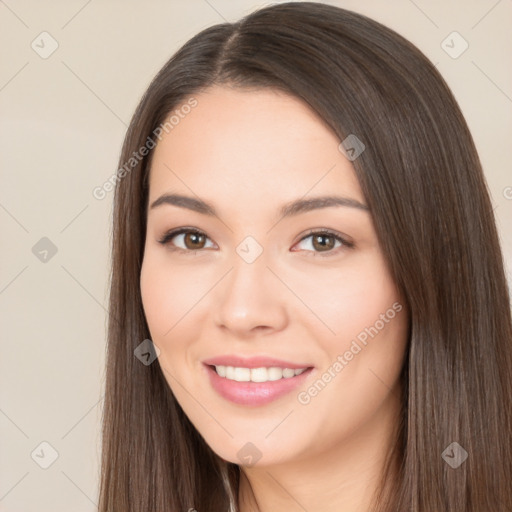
left=213, top=249, right=289, bottom=338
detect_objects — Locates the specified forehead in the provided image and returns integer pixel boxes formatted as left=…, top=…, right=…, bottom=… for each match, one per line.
left=148, top=85, right=365, bottom=210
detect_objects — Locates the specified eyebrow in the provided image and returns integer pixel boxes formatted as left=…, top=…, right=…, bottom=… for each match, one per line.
left=149, top=193, right=369, bottom=217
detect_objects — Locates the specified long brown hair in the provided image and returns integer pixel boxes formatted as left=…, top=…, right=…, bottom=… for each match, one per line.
left=98, top=2, right=512, bottom=510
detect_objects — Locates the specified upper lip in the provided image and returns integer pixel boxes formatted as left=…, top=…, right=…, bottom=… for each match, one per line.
left=203, top=355, right=313, bottom=370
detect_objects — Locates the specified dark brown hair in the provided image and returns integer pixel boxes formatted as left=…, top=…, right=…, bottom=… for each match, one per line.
left=99, top=2, right=512, bottom=510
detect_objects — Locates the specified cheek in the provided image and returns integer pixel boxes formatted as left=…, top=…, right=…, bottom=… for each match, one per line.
left=280, top=253, right=401, bottom=341
left=139, top=252, right=220, bottom=388
left=285, top=253, right=407, bottom=405
left=140, top=257, right=187, bottom=375
left=292, top=265, right=407, bottom=449
left=140, top=253, right=209, bottom=339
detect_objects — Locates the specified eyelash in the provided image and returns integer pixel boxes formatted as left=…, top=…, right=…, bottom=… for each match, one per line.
left=157, top=227, right=354, bottom=257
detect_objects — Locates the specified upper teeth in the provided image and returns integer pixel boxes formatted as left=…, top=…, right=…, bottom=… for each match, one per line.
left=214, top=365, right=307, bottom=382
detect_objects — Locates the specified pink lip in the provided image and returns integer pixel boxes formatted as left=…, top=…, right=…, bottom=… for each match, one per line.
left=203, top=355, right=311, bottom=369
left=202, top=356, right=314, bottom=406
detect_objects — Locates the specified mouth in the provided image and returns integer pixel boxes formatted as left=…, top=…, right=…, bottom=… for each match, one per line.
left=211, top=364, right=308, bottom=382
left=202, top=357, right=314, bottom=406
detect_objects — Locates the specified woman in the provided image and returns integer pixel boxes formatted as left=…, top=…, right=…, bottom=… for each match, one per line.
left=98, top=2, right=512, bottom=511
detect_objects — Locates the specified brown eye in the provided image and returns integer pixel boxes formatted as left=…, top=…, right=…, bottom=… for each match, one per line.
left=158, top=228, right=215, bottom=253
left=293, top=229, right=354, bottom=256
left=311, top=233, right=336, bottom=252
left=183, top=231, right=206, bottom=250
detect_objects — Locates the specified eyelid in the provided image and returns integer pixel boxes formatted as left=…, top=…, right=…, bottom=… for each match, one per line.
left=157, top=227, right=354, bottom=255
left=157, top=227, right=216, bottom=250
left=292, top=228, right=354, bottom=256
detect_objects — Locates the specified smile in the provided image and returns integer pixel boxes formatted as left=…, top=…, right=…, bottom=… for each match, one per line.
left=213, top=365, right=308, bottom=382
left=203, top=360, right=314, bottom=406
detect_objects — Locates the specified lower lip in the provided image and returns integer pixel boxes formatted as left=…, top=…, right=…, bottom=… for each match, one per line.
left=204, top=364, right=313, bottom=406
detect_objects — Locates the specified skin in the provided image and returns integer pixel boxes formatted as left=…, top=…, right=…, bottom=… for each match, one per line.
left=140, top=85, right=409, bottom=512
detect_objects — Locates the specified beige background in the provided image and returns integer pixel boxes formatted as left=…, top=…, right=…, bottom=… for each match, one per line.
left=1, top=0, right=511, bottom=510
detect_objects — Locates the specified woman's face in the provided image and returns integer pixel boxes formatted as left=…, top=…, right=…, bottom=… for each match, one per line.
left=140, top=85, right=409, bottom=467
